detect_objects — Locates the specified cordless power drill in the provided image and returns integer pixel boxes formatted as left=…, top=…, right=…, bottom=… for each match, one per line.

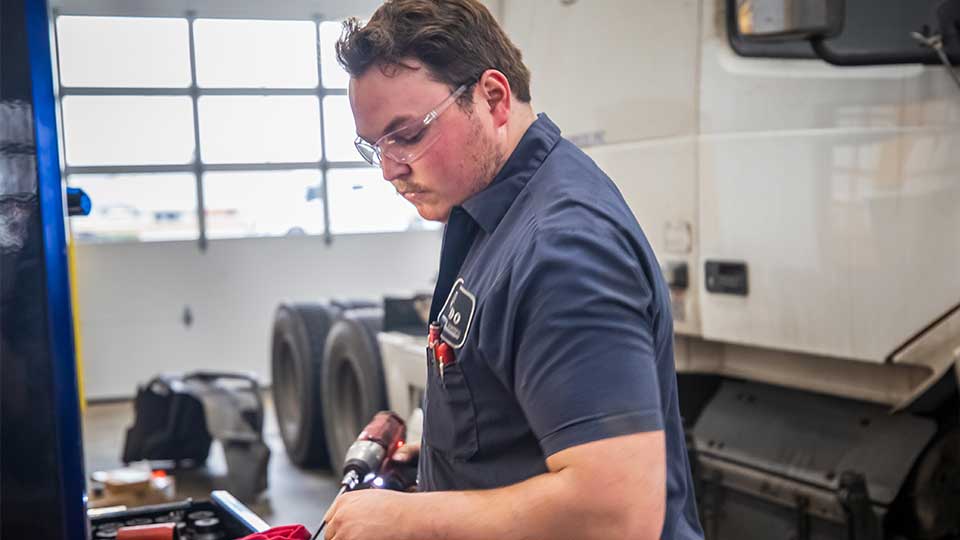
left=312, top=411, right=409, bottom=540
left=338, top=411, right=407, bottom=492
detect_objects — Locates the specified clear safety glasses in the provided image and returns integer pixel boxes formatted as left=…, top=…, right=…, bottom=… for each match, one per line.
left=354, top=84, right=468, bottom=167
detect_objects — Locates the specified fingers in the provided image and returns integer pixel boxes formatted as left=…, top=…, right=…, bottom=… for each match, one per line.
left=323, top=495, right=340, bottom=526
left=322, top=506, right=338, bottom=540
left=324, top=490, right=360, bottom=539
left=392, top=442, right=421, bottom=462
left=392, top=448, right=413, bottom=462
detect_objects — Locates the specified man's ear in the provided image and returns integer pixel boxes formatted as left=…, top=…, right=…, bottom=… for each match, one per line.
left=477, top=69, right=511, bottom=128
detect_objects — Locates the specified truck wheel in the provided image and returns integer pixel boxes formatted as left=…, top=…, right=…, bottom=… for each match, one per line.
left=903, top=428, right=960, bottom=538
left=271, top=303, right=341, bottom=468
left=321, top=307, right=386, bottom=468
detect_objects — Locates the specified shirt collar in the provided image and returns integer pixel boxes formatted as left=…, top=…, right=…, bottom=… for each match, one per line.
left=460, top=113, right=561, bottom=234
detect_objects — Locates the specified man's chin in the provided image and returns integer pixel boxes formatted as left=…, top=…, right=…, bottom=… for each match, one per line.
left=413, top=203, right=450, bottom=224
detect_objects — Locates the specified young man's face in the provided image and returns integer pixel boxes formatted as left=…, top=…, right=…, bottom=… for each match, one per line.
left=349, top=61, right=499, bottom=222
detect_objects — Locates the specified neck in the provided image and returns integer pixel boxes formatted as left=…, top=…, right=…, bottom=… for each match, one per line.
left=490, top=103, right=536, bottom=177
left=503, top=104, right=537, bottom=158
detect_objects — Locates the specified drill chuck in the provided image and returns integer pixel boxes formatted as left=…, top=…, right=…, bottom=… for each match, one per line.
left=342, top=440, right=387, bottom=481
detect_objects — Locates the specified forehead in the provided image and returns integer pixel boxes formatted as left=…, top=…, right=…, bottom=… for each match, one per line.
left=349, top=63, right=452, bottom=141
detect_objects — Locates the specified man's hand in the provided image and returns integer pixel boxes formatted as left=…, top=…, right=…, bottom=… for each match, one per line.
left=320, top=442, right=420, bottom=539
left=391, top=441, right=420, bottom=463
left=322, top=489, right=414, bottom=540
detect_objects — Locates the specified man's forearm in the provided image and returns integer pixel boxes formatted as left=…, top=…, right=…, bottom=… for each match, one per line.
left=322, top=434, right=665, bottom=540
left=404, top=465, right=657, bottom=540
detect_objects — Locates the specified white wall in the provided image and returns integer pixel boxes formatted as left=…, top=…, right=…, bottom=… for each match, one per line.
left=75, top=231, right=441, bottom=399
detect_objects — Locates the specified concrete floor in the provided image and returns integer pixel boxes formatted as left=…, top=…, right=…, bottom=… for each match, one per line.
left=83, top=393, right=340, bottom=531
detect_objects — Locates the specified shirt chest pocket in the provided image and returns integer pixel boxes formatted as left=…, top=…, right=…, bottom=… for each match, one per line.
left=423, top=358, right=479, bottom=461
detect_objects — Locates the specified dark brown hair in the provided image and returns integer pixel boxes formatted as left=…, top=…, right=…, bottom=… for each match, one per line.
left=335, top=0, right=531, bottom=105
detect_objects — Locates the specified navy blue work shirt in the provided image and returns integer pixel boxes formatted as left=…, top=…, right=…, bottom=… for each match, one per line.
left=420, top=114, right=703, bottom=540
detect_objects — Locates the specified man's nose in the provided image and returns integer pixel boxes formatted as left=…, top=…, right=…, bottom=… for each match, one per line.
left=381, top=155, right=411, bottom=182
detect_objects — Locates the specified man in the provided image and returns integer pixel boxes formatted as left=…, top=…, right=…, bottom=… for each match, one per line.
left=323, top=1, right=703, bottom=539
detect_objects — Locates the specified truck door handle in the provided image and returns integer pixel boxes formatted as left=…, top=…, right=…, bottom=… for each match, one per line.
left=705, top=261, right=749, bottom=296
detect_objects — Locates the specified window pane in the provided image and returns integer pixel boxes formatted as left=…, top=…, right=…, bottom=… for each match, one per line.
left=203, top=170, right=325, bottom=239
left=194, top=19, right=318, bottom=88
left=67, top=174, right=197, bottom=243
left=323, top=95, right=362, bottom=162
left=199, top=96, right=321, bottom=164
left=62, top=96, right=195, bottom=166
left=56, top=16, right=190, bottom=88
left=327, top=168, right=439, bottom=234
left=319, top=21, right=349, bottom=88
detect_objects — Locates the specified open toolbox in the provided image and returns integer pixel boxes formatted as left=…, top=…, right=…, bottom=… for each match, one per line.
left=89, top=491, right=269, bottom=539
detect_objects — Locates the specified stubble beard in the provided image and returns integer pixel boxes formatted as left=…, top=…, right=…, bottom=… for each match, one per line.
left=417, top=115, right=506, bottom=223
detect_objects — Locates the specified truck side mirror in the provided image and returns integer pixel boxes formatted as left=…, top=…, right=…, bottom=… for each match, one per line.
left=939, top=0, right=960, bottom=56
left=733, top=0, right=843, bottom=40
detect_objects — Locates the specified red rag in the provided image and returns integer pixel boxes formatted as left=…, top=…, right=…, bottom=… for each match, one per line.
left=236, top=525, right=312, bottom=540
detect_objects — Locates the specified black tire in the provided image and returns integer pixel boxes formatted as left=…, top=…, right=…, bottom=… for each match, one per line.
left=320, top=307, right=387, bottom=469
left=270, top=303, right=340, bottom=468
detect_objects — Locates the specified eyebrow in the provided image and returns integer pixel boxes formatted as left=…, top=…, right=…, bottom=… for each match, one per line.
left=357, top=114, right=415, bottom=144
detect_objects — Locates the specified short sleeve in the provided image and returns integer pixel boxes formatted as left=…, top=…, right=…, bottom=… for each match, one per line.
left=513, top=225, right=664, bottom=457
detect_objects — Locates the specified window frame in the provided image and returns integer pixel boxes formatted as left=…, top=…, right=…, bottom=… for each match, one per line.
left=54, top=12, right=377, bottom=249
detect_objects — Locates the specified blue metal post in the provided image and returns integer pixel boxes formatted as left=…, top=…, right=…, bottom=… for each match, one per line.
left=0, top=0, right=87, bottom=540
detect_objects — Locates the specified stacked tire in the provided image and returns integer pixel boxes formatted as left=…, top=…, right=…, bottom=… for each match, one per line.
left=270, top=301, right=386, bottom=469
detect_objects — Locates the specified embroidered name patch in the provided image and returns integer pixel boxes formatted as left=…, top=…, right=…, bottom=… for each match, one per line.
left=439, top=278, right=476, bottom=349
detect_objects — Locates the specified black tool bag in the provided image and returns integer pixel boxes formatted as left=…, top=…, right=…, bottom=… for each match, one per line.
left=121, top=371, right=270, bottom=501
left=122, top=374, right=213, bottom=466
